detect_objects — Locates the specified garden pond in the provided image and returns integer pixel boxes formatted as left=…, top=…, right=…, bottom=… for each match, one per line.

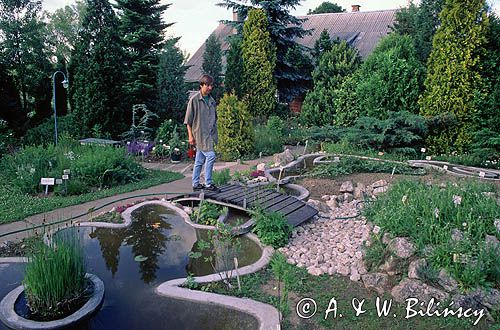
left=0, top=204, right=262, bottom=330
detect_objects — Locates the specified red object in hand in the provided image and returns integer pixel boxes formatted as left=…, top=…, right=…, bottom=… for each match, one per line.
left=187, top=145, right=196, bottom=159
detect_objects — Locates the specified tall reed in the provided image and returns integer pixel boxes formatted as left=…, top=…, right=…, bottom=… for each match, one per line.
left=23, top=233, right=87, bottom=319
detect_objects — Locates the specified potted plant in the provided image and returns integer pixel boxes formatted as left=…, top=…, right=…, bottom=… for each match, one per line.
left=168, top=126, right=186, bottom=163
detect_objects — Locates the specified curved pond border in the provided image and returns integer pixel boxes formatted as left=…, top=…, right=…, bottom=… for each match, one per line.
left=96, top=200, right=280, bottom=330
left=0, top=273, right=104, bottom=330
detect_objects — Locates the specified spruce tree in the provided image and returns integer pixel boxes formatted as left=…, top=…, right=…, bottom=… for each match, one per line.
left=419, top=0, right=488, bottom=153
left=157, top=38, right=189, bottom=124
left=241, top=8, right=276, bottom=118
left=224, top=36, right=244, bottom=98
left=114, top=0, right=172, bottom=111
left=202, top=33, right=223, bottom=102
left=70, top=0, right=126, bottom=137
left=312, top=29, right=334, bottom=64
left=218, top=0, right=310, bottom=102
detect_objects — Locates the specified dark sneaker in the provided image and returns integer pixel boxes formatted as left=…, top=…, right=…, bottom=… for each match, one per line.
left=204, top=184, right=220, bottom=193
left=192, top=183, right=205, bottom=191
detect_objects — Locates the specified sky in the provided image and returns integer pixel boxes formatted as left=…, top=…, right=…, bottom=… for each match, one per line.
left=42, top=0, right=500, bottom=58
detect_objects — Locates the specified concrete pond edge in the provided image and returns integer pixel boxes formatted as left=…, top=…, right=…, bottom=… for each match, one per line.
left=0, top=273, right=104, bottom=330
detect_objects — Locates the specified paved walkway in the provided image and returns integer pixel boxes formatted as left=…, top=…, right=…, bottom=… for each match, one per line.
left=0, top=151, right=291, bottom=244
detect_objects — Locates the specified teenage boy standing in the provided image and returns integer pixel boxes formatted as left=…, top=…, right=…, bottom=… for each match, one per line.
left=184, top=74, right=220, bottom=192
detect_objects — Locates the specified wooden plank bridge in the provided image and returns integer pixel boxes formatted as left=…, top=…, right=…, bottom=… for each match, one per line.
left=179, top=184, right=318, bottom=227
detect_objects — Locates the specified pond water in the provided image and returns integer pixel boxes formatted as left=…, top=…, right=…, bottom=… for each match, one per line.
left=1, top=204, right=261, bottom=330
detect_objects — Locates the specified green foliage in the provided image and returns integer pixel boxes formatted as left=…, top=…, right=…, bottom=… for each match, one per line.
left=157, top=38, right=189, bottom=123
left=301, top=40, right=361, bottom=127
left=252, top=208, right=292, bottom=248
left=270, top=252, right=293, bottom=317
left=224, top=36, right=245, bottom=98
left=0, top=139, right=146, bottom=194
left=218, top=0, right=312, bottom=102
left=121, top=104, right=159, bottom=141
left=241, top=8, right=277, bottom=118
left=23, top=234, right=87, bottom=319
left=341, top=33, right=424, bottom=121
left=253, top=124, right=283, bottom=156
left=70, top=0, right=127, bottom=138
left=0, top=0, right=52, bottom=122
left=364, top=234, right=390, bottom=271
left=364, top=180, right=499, bottom=290
left=310, top=156, right=424, bottom=178
left=307, top=1, right=345, bottom=14
left=312, top=29, right=334, bottom=63
left=212, top=168, right=231, bottom=186
left=167, top=125, right=186, bottom=157
left=0, top=119, right=16, bottom=157
left=115, top=0, right=172, bottom=111
left=202, top=33, right=223, bottom=101
left=23, top=114, right=84, bottom=147
left=0, top=169, right=182, bottom=224
left=343, top=111, right=428, bottom=152
left=393, top=0, right=444, bottom=63
left=216, top=93, right=255, bottom=161
left=419, top=0, right=488, bottom=153
left=44, top=1, right=86, bottom=64
left=192, top=201, right=225, bottom=226
left=266, top=116, right=285, bottom=136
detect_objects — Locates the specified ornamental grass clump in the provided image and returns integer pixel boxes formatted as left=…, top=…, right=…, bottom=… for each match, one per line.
left=23, top=234, right=88, bottom=320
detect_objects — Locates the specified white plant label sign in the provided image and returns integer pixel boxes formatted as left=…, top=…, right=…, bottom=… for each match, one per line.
left=40, top=178, right=55, bottom=185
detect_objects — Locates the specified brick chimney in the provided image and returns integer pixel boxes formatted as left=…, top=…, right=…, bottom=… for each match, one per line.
left=351, top=4, right=360, bottom=12
left=232, top=10, right=240, bottom=22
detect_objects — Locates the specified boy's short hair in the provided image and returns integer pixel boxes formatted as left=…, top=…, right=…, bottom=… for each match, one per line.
left=199, top=74, right=214, bottom=88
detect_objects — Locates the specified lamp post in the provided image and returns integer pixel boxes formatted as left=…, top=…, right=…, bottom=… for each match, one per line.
left=52, top=71, right=69, bottom=145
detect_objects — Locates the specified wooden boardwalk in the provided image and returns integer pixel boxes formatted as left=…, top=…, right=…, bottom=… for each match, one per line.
left=188, top=184, right=318, bottom=227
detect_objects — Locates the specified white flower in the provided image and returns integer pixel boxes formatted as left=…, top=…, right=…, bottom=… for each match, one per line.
left=140, top=149, right=145, bottom=154
left=144, top=140, right=148, bottom=143
left=174, top=147, right=180, bottom=152
left=127, top=141, right=131, bottom=145
left=152, top=146, right=156, bottom=151
left=378, top=151, right=384, bottom=156
left=401, top=195, right=408, bottom=204
left=29, top=168, right=35, bottom=174
left=434, top=207, right=440, bottom=219
left=452, top=195, right=462, bottom=207
left=166, top=145, right=171, bottom=150
left=163, top=144, right=167, bottom=148
left=159, top=139, right=163, bottom=143
left=421, top=147, right=426, bottom=153
left=462, top=222, right=467, bottom=228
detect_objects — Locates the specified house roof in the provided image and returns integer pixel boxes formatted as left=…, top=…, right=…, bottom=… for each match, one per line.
left=185, top=9, right=397, bottom=83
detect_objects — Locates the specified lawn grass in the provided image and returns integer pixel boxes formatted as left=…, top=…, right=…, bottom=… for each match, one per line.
left=0, top=169, right=183, bottom=224
left=206, top=260, right=495, bottom=330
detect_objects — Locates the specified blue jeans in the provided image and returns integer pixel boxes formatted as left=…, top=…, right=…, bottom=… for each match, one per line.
left=192, top=150, right=216, bottom=187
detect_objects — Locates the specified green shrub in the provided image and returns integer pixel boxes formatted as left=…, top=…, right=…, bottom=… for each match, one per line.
left=254, top=124, right=282, bottom=156
left=0, top=140, right=145, bottom=194
left=216, top=93, right=255, bottom=161
left=23, top=114, right=85, bottom=147
left=212, top=168, right=231, bottom=186
left=252, top=209, right=292, bottom=248
left=192, top=202, right=226, bottom=226
left=23, top=233, right=87, bottom=320
left=267, top=116, right=285, bottom=136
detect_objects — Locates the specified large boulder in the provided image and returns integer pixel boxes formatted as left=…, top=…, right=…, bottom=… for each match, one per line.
left=391, top=278, right=449, bottom=304
left=388, top=237, right=416, bottom=258
left=339, top=181, right=354, bottom=193
left=273, top=149, right=294, bottom=166
left=436, top=269, right=459, bottom=293
left=361, top=273, right=390, bottom=295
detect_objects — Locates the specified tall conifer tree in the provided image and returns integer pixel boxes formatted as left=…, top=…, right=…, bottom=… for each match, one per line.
left=218, top=0, right=310, bottom=102
left=419, top=0, right=488, bottom=153
left=114, top=0, right=172, bottom=111
left=241, top=8, right=276, bottom=118
left=70, top=0, right=126, bottom=137
left=202, top=33, right=223, bottom=101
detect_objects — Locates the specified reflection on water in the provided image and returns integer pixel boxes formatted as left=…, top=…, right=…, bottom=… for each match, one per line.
left=2, top=203, right=262, bottom=329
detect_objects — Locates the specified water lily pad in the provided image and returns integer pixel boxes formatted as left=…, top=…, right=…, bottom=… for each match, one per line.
left=134, top=255, right=148, bottom=262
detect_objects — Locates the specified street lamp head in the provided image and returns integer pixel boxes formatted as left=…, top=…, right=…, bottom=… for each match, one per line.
left=62, top=79, right=69, bottom=89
